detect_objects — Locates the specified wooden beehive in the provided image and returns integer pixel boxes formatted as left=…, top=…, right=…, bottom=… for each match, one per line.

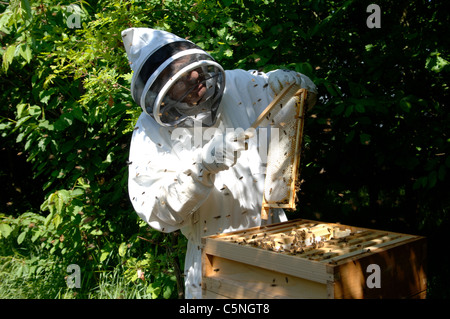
left=201, top=218, right=427, bottom=299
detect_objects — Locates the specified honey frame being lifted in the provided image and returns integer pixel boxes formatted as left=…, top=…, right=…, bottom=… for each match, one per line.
left=248, top=83, right=308, bottom=219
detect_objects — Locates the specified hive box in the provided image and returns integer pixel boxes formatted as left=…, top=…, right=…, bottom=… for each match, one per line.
left=201, top=219, right=427, bottom=299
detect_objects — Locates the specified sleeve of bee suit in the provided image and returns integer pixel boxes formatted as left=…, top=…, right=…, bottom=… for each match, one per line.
left=128, top=114, right=216, bottom=233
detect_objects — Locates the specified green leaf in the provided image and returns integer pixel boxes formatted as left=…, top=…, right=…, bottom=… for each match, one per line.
left=355, top=104, right=365, bottom=113
left=163, top=285, right=173, bottom=299
left=399, top=98, right=412, bottom=113
left=21, top=0, right=32, bottom=19
left=2, top=44, right=16, bottom=72
left=345, top=130, right=355, bottom=143
left=344, top=105, right=354, bottom=117
left=100, top=251, right=109, bottom=262
left=17, top=231, right=27, bottom=245
left=19, top=44, right=32, bottom=63
left=31, top=230, right=41, bottom=242
left=91, top=229, right=103, bottom=236
left=332, top=103, right=345, bottom=116
left=360, top=133, right=371, bottom=145
left=118, top=242, right=127, bottom=257
left=0, top=223, right=12, bottom=238
left=426, top=52, right=449, bottom=73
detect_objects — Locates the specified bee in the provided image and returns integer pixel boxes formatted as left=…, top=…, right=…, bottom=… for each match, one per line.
left=257, top=98, right=261, bottom=102
left=254, top=84, right=258, bottom=87
left=142, top=191, right=145, bottom=195
left=134, top=126, right=139, bottom=130
left=263, top=83, right=269, bottom=88
left=213, top=215, right=221, bottom=219
left=213, top=268, right=220, bottom=272
left=126, top=160, right=133, bottom=166
left=239, top=176, right=244, bottom=180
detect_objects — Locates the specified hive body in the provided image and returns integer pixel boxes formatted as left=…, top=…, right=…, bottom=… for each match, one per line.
left=201, top=219, right=427, bottom=299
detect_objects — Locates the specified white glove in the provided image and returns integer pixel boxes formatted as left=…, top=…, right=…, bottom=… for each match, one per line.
left=202, top=131, right=247, bottom=174
left=268, top=69, right=318, bottom=95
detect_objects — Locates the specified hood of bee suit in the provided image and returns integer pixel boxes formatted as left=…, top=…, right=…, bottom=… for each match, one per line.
left=121, top=27, right=226, bottom=128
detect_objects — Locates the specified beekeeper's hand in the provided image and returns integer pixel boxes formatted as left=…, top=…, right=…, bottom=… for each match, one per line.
left=268, top=69, right=318, bottom=109
left=202, top=131, right=247, bottom=174
left=268, top=69, right=302, bottom=95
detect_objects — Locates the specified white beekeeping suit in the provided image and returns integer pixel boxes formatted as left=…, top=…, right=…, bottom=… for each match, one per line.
left=122, top=27, right=317, bottom=299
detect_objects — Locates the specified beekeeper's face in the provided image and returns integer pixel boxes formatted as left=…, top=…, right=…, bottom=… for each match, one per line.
left=170, top=68, right=207, bottom=105
left=162, top=56, right=207, bottom=105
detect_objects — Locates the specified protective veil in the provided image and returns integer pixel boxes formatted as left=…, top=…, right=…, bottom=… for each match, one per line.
left=123, top=28, right=317, bottom=299
left=122, top=27, right=225, bottom=128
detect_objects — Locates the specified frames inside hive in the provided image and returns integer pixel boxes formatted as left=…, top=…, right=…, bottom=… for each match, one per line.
left=250, top=83, right=307, bottom=220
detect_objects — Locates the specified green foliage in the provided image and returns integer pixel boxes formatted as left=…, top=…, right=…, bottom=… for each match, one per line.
left=1, top=0, right=449, bottom=298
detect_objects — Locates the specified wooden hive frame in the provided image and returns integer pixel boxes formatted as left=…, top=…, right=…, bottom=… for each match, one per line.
left=201, top=219, right=427, bottom=299
left=247, top=83, right=307, bottom=220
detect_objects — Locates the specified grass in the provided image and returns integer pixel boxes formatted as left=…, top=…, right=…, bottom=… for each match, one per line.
left=0, top=255, right=153, bottom=299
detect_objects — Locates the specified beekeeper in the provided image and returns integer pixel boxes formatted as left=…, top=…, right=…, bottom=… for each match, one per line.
left=122, top=27, right=317, bottom=299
